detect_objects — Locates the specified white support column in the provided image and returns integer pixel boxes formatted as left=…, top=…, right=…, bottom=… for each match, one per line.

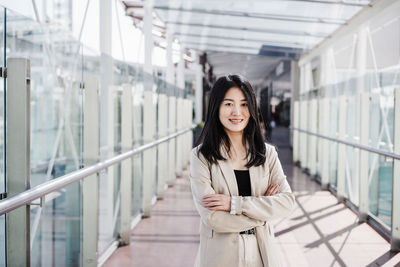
left=157, top=94, right=168, bottom=199
left=309, top=99, right=317, bottom=176
left=142, top=0, right=155, bottom=218
left=355, top=27, right=367, bottom=209
left=359, top=92, right=370, bottom=222
left=82, top=75, right=99, bottom=267
left=392, top=88, right=400, bottom=251
left=6, top=58, right=31, bottom=267
left=292, top=101, right=299, bottom=163
left=320, top=98, right=330, bottom=188
left=143, top=0, right=153, bottom=79
left=98, top=1, right=113, bottom=253
left=184, top=99, right=192, bottom=167
left=195, top=54, right=203, bottom=124
left=120, top=85, right=133, bottom=244
left=337, top=95, right=347, bottom=201
left=188, top=100, right=194, bottom=162
left=98, top=85, right=116, bottom=249
left=106, top=86, right=115, bottom=225
left=177, top=47, right=185, bottom=90
left=299, top=100, right=308, bottom=169
left=132, top=101, right=143, bottom=216
left=99, top=0, right=113, bottom=174
left=175, top=97, right=183, bottom=176
left=168, top=96, right=177, bottom=186
left=142, top=91, right=156, bottom=217
left=166, top=29, right=174, bottom=86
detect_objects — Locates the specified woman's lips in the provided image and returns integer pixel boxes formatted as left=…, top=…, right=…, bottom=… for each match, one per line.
left=229, top=119, right=243, bottom=125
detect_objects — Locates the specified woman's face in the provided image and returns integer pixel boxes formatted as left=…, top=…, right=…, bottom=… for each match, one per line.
left=219, top=87, right=250, bottom=135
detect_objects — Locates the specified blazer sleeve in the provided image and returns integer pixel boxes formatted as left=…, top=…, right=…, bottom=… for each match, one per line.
left=190, top=148, right=265, bottom=233
left=231, top=146, right=296, bottom=221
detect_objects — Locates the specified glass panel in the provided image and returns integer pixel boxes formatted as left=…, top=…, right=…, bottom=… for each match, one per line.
left=132, top=82, right=143, bottom=217
left=30, top=181, right=82, bottom=267
left=0, top=6, right=5, bottom=267
left=369, top=154, right=393, bottom=227
left=329, top=96, right=338, bottom=187
left=344, top=95, right=358, bottom=204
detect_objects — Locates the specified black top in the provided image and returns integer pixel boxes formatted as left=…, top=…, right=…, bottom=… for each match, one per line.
left=233, top=170, right=252, bottom=196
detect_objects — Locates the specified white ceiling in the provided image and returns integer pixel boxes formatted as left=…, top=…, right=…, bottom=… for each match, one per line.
left=124, top=0, right=373, bottom=84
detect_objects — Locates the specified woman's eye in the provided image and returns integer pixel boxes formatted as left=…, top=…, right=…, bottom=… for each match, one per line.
left=242, top=103, right=248, bottom=107
left=225, top=103, right=232, bottom=106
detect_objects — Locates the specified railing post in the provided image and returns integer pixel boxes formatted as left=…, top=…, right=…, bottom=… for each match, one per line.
left=292, top=101, right=299, bottom=163
left=175, top=97, right=183, bottom=177
left=299, top=100, right=308, bottom=171
left=392, top=88, right=400, bottom=251
left=309, top=99, right=317, bottom=177
left=157, top=94, right=168, bottom=199
left=132, top=101, right=142, bottom=215
left=167, top=96, right=176, bottom=186
left=188, top=100, right=193, bottom=161
left=6, top=58, right=31, bottom=267
left=120, top=85, right=133, bottom=244
left=359, top=92, right=370, bottom=222
left=337, top=95, right=347, bottom=201
left=320, top=97, right=330, bottom=188
left=142, top=91, right=156, bottom=217
left=82, top=75, right=99, bottom=266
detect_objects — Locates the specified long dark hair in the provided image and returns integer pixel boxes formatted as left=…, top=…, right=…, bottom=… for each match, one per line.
left=196, top=74, right=266, bottom=167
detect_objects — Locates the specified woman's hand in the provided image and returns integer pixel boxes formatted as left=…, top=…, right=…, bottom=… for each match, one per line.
left=202, top=194, right=231, bottom=211
left=265, top=184, right=280, bottom=196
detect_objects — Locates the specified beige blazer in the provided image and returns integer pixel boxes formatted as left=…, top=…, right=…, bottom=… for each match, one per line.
left=190, top=143, right=295, bottom=267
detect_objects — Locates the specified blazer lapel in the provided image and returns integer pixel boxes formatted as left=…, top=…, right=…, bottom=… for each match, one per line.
left=249, top=166, right=263, bottom=196
left=217, top=145, right=239, bottom=196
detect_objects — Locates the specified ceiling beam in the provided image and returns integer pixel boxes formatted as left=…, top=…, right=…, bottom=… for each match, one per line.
left=185, top=42, right=301, bottom=60
left=285, top=0, right=371, bottom=7
left=165, top=21, right=328, bottom=38
left=174, top=32, right=311, bottom=50
left=154, top=6, right=347, bottom=25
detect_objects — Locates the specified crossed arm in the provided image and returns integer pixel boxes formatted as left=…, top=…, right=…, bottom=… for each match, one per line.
left=189, top=147, right=295, bottom=233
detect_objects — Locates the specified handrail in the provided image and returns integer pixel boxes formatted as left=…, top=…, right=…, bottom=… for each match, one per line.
left=291, top=127, right=400, bottom=160
left=0, top=126, right=195, bottom=215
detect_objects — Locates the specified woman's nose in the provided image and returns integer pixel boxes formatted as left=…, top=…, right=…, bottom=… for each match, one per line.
left=232, top=105, right=239, bottom=115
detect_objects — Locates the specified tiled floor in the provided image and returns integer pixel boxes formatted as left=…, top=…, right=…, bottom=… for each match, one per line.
left=104, top=127, right=400, bottom=267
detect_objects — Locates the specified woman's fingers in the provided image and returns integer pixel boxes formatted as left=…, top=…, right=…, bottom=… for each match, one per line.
left=203, top=194, right=230, bottom=211
left=265, top=184, right=280, bottom=196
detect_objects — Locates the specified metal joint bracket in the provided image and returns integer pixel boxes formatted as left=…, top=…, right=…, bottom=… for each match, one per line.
left=0, top=67, right=7, bottom=78
left=80, top=82, right=85, bottom=89
left=0, top=192, right=7, bottom=200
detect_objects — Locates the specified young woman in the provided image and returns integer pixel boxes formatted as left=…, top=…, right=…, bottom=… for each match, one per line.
left=190, top=74, right=295, bottom=267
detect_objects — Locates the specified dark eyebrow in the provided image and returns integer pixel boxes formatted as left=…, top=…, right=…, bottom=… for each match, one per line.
left=223, top=98, right=247, bottom=101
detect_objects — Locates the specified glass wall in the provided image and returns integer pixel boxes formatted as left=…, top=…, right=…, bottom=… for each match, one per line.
left=0, top=2, right=194, bottom=267
left=0, top=6, right=5, bottom=267
left=296, top=1, right=400, bottom=230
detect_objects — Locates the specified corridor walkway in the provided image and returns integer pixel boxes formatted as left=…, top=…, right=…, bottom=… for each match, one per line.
left=104, top=127, right=400, bottom=267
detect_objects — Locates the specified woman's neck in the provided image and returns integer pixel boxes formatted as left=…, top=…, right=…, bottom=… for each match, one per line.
left=226, top=131, right=246, bottom=157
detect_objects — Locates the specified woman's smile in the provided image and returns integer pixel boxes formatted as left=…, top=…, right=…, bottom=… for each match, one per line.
left=229, top=118, right=244, bottom=124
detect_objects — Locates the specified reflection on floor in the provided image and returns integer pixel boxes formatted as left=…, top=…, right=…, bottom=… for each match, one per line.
left=104, top=127, right=400, bottom=267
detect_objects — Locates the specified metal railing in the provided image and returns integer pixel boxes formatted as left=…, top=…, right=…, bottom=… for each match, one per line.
left=291, top=127, right=400, bottom=160
left=0, top=126, right=195, bottom=215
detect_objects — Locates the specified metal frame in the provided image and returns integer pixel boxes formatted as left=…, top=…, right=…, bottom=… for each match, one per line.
left=120, top=85, right=133, bottom=245
left=154, top=6, right=346, bottom=24
left=291, top=127, right=400, bottom=160
left=166, top=21, right=328, bottom=38
left=392, top=88, right=400, bottom=251
left=0, top=126, right=195, bottom=216
left=6, top=58, right=31, bottom=267
left=82, top=75, right=100, bottom=267
left=174, top=32, right=314, bottom=48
